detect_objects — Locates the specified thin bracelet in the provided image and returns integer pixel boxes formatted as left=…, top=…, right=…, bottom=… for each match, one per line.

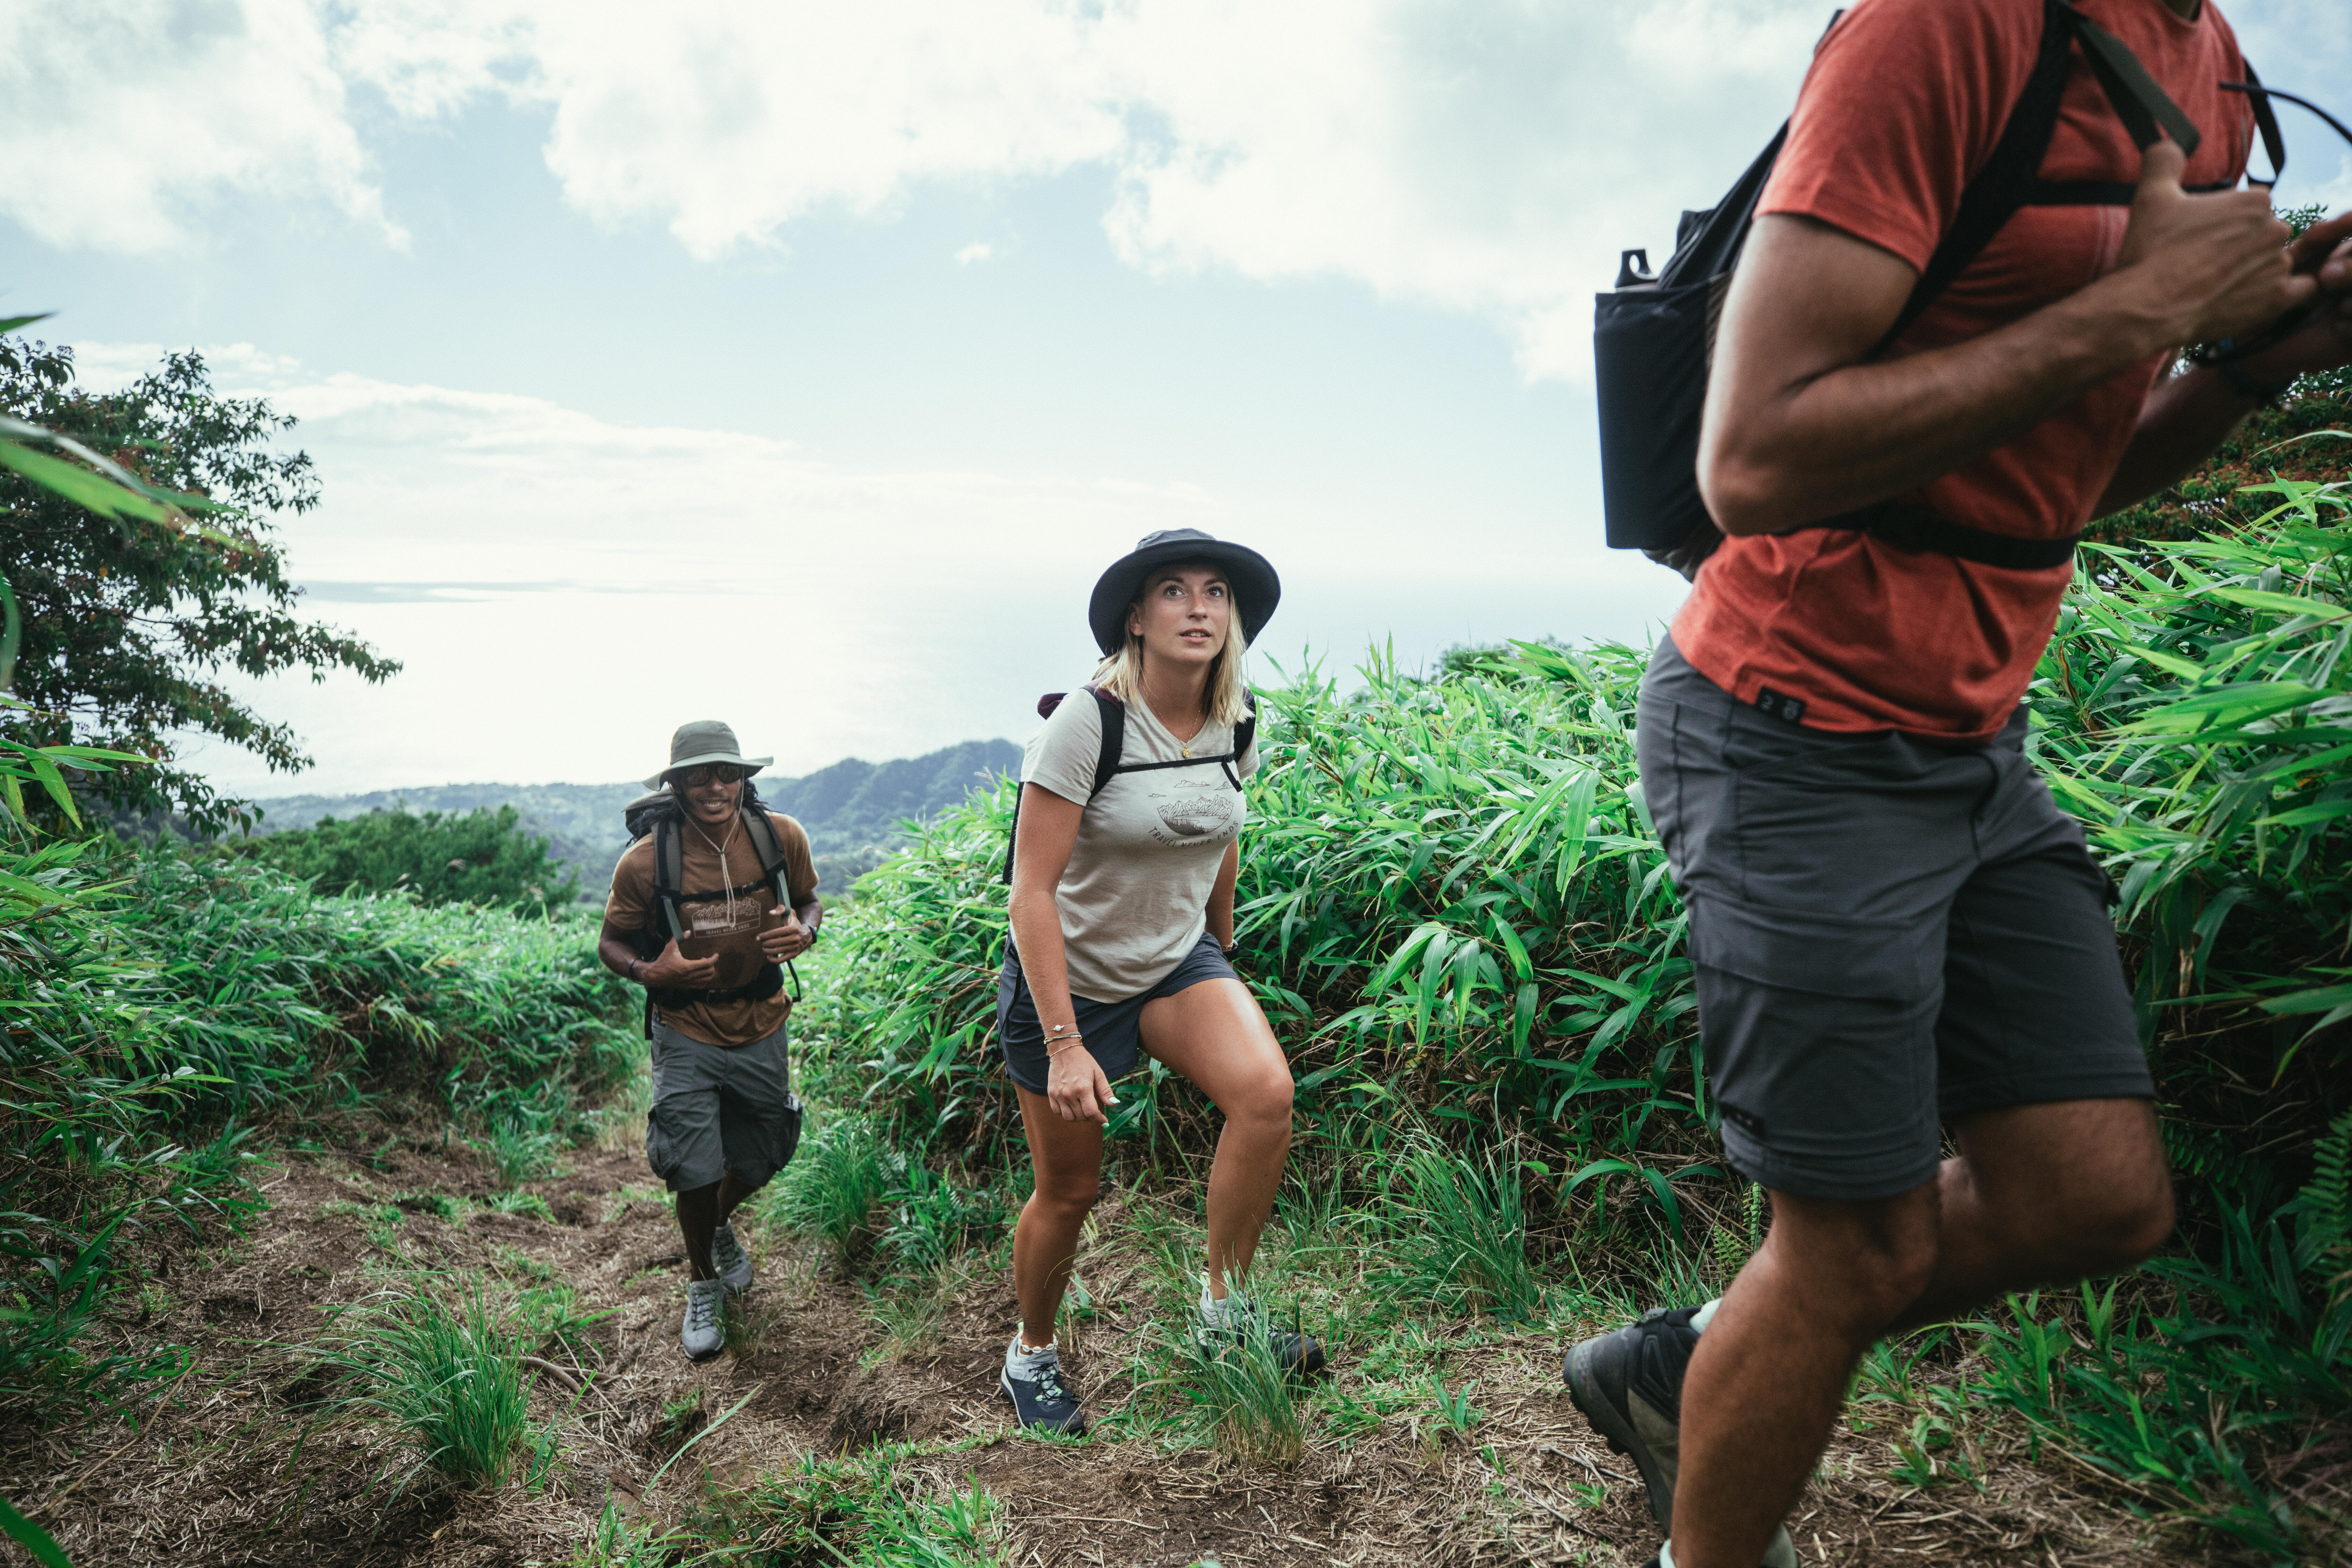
left=626, top=956, right=643, bottom=982
left=1046, top=1036, right=1088, bottom=1058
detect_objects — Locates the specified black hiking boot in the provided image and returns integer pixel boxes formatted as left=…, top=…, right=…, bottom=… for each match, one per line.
left=1199, top=1297, right=1326, bottom=1378
left=1564, top=1305, right=1699, bottom=1530
left=1564, top=1306, right=1795, bottom=1568
left=1001, top=1341, right=1087, bottom=1435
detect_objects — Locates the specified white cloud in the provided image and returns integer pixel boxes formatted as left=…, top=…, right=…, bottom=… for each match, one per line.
left=16, top=1, right=2343, bottom=380
left=0, top=0, right=400, bottom=252
left=954, top=242, right=996, bottom=265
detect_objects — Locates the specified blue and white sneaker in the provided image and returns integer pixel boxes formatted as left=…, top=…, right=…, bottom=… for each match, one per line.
left=710, top=1220, right=754, bottom=1293
left=1000, top=1337, right=1086, bottom=1434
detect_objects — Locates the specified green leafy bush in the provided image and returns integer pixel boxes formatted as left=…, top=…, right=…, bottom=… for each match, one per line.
left=224, top=803, right=580, bottom=912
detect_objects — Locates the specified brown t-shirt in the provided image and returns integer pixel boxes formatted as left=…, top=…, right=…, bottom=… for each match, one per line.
left=606, top=810, right=819, bottom=1048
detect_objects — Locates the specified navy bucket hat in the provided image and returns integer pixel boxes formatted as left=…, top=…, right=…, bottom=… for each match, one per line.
left=1086, top=528, right=1281, bottom=657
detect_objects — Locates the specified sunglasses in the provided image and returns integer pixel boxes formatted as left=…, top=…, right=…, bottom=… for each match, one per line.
left=677, top=764, right=747, bottom=788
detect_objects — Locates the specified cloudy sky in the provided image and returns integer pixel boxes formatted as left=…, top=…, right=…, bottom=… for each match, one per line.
left=6, top=1, right=2349, bottom=797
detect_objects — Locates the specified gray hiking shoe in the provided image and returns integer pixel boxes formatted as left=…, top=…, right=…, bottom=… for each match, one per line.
left=681, top=1277, right=727, bottom=1362
left=1564, top=1307, right=1794, bottom=1568
left=710, top=1220, right=754, bottom=1293
left=1198, top=1296, right=1326, bottom=1378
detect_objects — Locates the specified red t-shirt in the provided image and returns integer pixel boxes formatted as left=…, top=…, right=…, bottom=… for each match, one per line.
left=1671, top=0, right=2253, bottom=740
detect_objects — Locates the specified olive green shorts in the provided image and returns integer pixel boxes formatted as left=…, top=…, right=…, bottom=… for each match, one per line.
left=645, top=1021, right=802, bottom=1193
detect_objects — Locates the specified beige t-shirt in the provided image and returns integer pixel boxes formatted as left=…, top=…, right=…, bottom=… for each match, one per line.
left=606, top=810, right=818, bottom=1048
left=1021, top=690, right=1258, bottom=1002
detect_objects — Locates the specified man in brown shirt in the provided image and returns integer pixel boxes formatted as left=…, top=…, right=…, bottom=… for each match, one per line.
left=598, top=720, right=820, bottom=1361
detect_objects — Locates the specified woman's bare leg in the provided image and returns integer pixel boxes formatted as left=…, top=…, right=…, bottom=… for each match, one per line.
left=1139, top=978, right=1294, bottom=1298
left=1011, top=1086, right=1105, bottom=1346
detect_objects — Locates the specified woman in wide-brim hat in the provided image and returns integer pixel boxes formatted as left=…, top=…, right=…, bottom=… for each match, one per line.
left=994, top=528, right=1322, bottom=1435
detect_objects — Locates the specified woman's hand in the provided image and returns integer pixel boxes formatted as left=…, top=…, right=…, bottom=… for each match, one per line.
left=1046, top=1043, right=1118, bottom=1124
left=760, top=910, right=813, bottom=961
left=638, top=937, right=719, bottom=988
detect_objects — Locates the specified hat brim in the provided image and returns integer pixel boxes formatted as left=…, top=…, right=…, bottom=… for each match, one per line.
left=1088, top=538, right=1281, bottom=657
left=643, top=752, right=772, bottom=790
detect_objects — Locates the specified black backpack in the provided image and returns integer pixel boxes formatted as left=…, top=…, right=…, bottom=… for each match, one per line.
left=1000, top=687, right=1259, bottom=884
left=1593, top=0, right=2286, bottom=580
left=624, top=799, right=809, bottom=1037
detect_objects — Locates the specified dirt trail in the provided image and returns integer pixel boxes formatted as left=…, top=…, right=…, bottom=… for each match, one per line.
left=6, top=1132, right=2253, bottom=1568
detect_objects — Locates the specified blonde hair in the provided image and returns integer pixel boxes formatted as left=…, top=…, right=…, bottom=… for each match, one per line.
left=1091, top=577, right=1252, bottom=727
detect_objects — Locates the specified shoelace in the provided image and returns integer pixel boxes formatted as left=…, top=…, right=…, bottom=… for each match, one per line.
left=687, top=1288, right=721, bottom=1330
left=713, top=1228, right=741, bottom=1267
left=1028, top=1362, right=1071, bottom=1407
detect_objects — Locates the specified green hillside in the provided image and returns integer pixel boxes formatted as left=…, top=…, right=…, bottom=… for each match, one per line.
left=241, top=737, right=1021, bottom=895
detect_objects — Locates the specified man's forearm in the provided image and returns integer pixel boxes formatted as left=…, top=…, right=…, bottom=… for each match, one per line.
left=1703, top=252, right=2172, bottom=535
left=2094, top=362, right=2273, bottom=516
left=597, top=936, right=643, bottom=982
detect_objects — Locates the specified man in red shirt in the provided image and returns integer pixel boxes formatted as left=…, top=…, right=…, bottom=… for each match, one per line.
left=1562, top=2, right=2352, bottom=1566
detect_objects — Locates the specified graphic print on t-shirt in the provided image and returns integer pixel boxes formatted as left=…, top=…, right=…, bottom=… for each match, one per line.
left=1148, top=771, right=1243, bottom=846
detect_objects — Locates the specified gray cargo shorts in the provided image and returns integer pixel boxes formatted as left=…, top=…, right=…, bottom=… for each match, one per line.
left=1638, top=636, right=2151, bottom=1202
left=645, top=1020, right=802, bottom=1194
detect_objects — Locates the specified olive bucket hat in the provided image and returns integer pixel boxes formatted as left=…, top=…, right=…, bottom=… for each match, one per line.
left=1087, top=528, right=1281, bottom=657
left=643, top=720, right=774, bottom=790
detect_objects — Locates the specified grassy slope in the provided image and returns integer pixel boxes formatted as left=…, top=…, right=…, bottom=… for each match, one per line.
left=0, top=847, right=636, bottom=1418
left=806, top=403, right=2352, bottom=1558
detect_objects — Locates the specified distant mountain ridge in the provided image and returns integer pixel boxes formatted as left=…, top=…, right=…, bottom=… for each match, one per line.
left=243, top=738, right=1021, bottom=895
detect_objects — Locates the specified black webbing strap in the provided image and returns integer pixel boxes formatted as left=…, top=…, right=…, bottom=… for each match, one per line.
left=2229, top=64, right=2288, bottom=186
left=1880, top=0, right=2079, bottom=350
left=2063, top=1, right=2201, bottom=158
left=652, top=817, right=687, bottom=944
left=1849, top=502, right=2079, bottom=570
left=1879, top=0, right=2201, bottom=351
left=1087, top=688, right=1125, bottom=798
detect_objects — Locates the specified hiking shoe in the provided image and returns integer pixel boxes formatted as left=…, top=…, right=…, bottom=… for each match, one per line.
left=710, top=1220, right=754, bottom=1293
left=1564, top=1305, right=1697, bottom=1530
left=1000, top=1341, right=1086, bottom=1435
left=1199, top=1297, right=1327, bottom=1378
left=680, top=1277, right=727, bottom=1362
left=1564, top=1307, right=1795, bottom=1568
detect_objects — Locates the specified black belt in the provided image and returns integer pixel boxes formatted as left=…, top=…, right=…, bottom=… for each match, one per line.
left=1795, top=500, right=2080, bottom=571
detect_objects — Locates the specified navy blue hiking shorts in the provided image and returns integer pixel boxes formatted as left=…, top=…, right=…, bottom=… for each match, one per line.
left=997, top=931, right=1237, bottom=1094
left=1637, top=636, right=2152, bottom=1202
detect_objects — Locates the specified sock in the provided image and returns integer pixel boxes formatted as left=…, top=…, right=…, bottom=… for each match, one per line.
left=1691, top=1297, right=1722, bottom=1335
left=1659, top=1541, right=1676, bottom=1568
left=1006, top=1332, right=1057, bottom=1377
left=1201, top=1277, right=1243, bottom=1323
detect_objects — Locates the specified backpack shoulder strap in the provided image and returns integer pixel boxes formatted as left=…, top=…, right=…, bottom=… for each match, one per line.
left=1878, top=0, right=2198, bottom=352
left=740, top=807, right=794, bottom=900
left=1234, top=692, right=1258, bottom=762
left=651, top=817, right=687, bottom=943
left=1087, top=686, right=1125, bottom=800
